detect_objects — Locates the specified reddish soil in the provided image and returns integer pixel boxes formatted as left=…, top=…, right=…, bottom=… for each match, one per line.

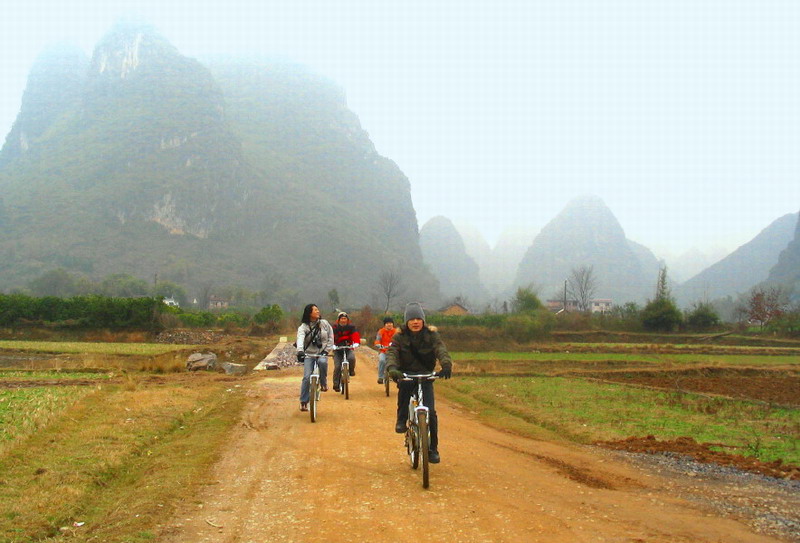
left=583, top=368, right=800, bottom=406
left=597, top=435, right=800, bottom=481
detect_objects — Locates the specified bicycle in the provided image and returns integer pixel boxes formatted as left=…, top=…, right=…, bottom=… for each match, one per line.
left=333, top=344, right=355, bottom=400
left=400, top=372, right=438, bottom=488
left=376, top=345, right=391, bottom=397
left=305, top=354, right=327, bottom=423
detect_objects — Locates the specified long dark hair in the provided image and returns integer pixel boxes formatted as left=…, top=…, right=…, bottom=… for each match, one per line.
left=301, top=304, right=319, bottom=325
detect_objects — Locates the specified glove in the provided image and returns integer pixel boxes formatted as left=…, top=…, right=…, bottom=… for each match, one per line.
left=353, top=343, right=359, bottom=348
left=388, top=369, right=403, bottom=382
left=296, top=352, right=305, bottom=363
left=437, top=367, right=452, bottom=379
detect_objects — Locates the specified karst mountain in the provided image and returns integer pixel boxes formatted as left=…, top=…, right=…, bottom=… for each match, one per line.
left=0, top=21, right=438, bottom=306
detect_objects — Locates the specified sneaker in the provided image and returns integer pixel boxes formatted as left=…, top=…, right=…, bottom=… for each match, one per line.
left=428, top=450, right=440, bottom=464
left=349, top=370, right=355, bottom=376
left=395, top=421, right=406, bottom=433
left=300, top=402, right=308, bottom=412
left=377, top=378, right=384, bottom=384
left=320, top=386, right=328, bottom=392
left=333, top=385, right=340, bottom=392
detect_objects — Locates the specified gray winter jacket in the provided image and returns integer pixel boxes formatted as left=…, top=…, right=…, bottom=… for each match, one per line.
left=296, top=319, right=334, bottom=355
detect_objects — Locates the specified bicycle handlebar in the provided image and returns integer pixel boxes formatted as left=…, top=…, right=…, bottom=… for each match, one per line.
left=333, top=344, right=356, bottom=350
left=400, top=373, right=439, bottom=381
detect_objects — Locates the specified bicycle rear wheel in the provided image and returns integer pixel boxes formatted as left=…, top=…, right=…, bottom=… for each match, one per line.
left=418, top=411, right=430, bottom=488
left=309, top=376, right=318, bottom=423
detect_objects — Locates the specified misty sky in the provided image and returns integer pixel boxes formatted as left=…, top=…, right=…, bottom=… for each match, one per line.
left=2, top=0, right=799, bottom=259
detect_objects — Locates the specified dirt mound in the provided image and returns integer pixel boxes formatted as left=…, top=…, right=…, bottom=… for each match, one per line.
left=597, top=435, right=800, bottom=481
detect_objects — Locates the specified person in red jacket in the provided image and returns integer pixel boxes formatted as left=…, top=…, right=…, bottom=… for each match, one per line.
left=332, top=311, right=360, bottom=392
left=373, top=316, right=397, bottom=384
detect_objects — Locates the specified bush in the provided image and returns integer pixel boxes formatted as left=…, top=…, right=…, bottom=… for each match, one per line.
left=0, top=293, right=161, bottom=329
left=641, top=298, right=682, bottom=332
left=179, top=312, right=217, bottom=328
left=502, top=311, right=555, bottom=342
left=685, top=302, right=721, bottom=331
left=254, top=304, right=284, bottom=326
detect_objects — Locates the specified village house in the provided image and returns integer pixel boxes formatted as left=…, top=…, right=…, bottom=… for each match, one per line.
left=208, top=295, right=230, bottom=310
left=438, top=302, right=470, bottom=316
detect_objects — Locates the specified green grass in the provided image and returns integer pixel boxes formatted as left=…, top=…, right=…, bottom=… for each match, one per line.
left=0, top=386, right=95, bottom=451
left=0, top=340, right=194, bottom=356
left=439, top=376, right=800, bottom=464
left=453, top=350, right=800, bottom=367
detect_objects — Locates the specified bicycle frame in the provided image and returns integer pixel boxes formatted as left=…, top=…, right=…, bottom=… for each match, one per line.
left=305, top=354, right=326, bottom=422
left=401, top=373, right=438, bottom=488
left=333, top=344, right=354, bottom=400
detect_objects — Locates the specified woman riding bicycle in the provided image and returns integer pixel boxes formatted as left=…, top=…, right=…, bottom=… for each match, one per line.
left=386, top=302, right=452, bottom=464
left=296, top=304, right=334, bottom=412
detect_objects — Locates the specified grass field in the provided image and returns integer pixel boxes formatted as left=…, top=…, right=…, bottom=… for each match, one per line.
left=440, top=349, right=800, bottom=467
left=0, top=373, right=246, bottom=543
left=0, top=337, right=796, bottom=541
left=0, top=340, right=195, bottom=356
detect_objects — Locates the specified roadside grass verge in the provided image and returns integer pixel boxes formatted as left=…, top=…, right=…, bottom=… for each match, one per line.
left=0, top=340, right=194, bottom=356
left=0, top=375, right=247, bottom=543
left=438, top=375, right=800, bottom=465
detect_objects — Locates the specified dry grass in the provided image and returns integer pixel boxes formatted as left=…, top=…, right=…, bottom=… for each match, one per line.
left=0, top=375, right=247, bottom=542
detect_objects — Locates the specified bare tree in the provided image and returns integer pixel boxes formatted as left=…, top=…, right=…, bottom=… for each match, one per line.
left=567, top=265, right=598, bottom=312
left=378, top=269, right=406, bottom=313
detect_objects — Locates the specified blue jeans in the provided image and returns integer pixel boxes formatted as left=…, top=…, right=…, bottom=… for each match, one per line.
left=300, top=354, right=328, bottom=403
left=397, top=380, right=438, bottom=451
left=378, top=352, right=387, bottom=380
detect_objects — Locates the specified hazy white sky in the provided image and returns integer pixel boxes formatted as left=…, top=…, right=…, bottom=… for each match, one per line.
left=2, top=0, right=799, bottom=258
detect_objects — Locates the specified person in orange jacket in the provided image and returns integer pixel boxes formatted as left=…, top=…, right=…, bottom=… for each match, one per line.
left=373, top=316, right=397, bottom=384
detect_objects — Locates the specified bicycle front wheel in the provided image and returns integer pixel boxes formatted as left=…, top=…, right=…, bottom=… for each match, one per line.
left=384, top=375, right=390, bottom=397
left=418, top=411, right=430, bottom=488
left=309, top=376, right=318, bottom=423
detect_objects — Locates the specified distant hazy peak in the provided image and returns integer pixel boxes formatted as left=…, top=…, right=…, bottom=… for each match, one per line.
left=91, top=21, right=178, bottom=79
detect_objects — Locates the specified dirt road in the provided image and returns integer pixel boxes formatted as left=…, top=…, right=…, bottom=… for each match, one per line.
left=161, top=351, right=790, bottom=543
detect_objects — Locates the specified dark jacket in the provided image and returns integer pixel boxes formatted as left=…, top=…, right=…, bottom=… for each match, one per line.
left=385, top=325, right=453, bottom=375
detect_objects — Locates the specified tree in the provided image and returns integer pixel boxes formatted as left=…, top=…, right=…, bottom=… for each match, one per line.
left=567, top=265, right=598, bottom=312
left=99, top=273, right=149, bottom=298
left=328, top=288, right=340, bottom=311
left=511, top=286, right=542, bottom=314
left=152, top=281, right=188, bottom=307
left=377, top=270, right=406, bottom=313
left=642, top=267, right=682, bottom=332
left=744, top=285, right=788, bottom=329
left=28, top=269, right=78, bottom=297
left=685, top=302, right=720, bottom=331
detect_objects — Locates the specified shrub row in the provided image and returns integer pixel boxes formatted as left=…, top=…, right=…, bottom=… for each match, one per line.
left=0, top=293, right=162, bottom=329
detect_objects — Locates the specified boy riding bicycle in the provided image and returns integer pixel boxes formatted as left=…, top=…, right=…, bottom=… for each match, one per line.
left=373, top=316, right=397, bottom=384
left=386, top=302, right=452, bottom=464
left=332, top=311, right=360, bottom=392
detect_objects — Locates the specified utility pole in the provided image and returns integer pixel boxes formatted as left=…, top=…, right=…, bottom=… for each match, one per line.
left=563, top=280, right=568, bottom=312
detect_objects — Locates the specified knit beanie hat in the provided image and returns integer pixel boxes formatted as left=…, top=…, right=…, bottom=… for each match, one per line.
left=403, top=302, right=426, bottom=323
